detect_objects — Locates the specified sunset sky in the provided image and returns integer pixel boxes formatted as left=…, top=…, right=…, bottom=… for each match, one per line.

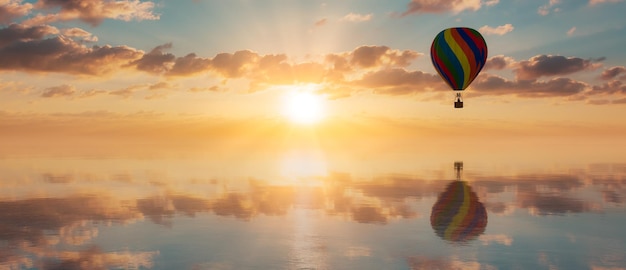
left=1, top=0, right=626, bottom=143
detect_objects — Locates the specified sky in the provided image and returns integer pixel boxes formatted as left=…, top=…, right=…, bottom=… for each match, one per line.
left=1, top=0, right=626, bottom=144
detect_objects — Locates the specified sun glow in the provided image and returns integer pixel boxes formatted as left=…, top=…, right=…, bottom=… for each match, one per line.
left=282, top=87, right=326, bottom=125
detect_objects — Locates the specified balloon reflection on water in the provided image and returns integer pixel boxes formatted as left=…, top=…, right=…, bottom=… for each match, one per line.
left=430, top=180, right=488, bottom=243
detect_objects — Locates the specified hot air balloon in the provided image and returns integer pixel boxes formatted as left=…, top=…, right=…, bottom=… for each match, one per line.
left=430, top=27, right=488, bottom=108
left=430, top=162, right=487, bottom=243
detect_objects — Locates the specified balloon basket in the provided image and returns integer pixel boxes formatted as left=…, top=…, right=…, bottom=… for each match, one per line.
left=454, top=101, right=463, bottom=108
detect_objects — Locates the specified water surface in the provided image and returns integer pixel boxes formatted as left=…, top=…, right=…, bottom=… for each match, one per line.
left=1, top=143, right=625, bottom=269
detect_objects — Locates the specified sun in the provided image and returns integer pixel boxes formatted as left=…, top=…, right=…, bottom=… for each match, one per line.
left=282, top=89, right=326, bottom=125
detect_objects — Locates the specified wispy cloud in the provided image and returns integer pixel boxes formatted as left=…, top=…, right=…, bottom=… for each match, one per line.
left=42, top=84, right=76, bottom=98
left=538, top=0, right=560, bottom=15
left=567, top=26, right=577, bottom=36
left=589, top=0, right=623, bottom=6
left=61, top=27, right=98, bottom=42
left=400, top=0, right=487, bottom=16
left=479, top=24, right=514, bottom=35
left=314, top=18, right=327, bottom=27
left=340, top=12, right=373, bottom=22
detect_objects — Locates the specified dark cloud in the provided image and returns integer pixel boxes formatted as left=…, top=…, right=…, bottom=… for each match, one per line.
left=518, top=192, right=590, bottom=215
left=351, top=206, right=387, bottom=224
left=515, top=54, right=602, bottom=80
left=355, top=68, right=444, bottom=95
left=589, top=80, right=626, bottom=95
left=0, top=23, right=58, bottom=47
left=131, top=43, right=175, bottom=74
left=471, top=74, right=588, bottom=97
left=0, top=34, right=142, bottom=75
left=41, top=84, right=75, bottom=98
left=484, top=55, right=515, bottom=70
left=600, top=66, right=626, bottom=80
left=26, top=0, right=159, bottom=26
left=0, top=0, right=33, bottom=24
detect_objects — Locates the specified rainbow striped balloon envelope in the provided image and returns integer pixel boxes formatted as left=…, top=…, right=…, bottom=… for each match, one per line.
left=430, top=181, right=488, bottom=242
left=430, top=27, right=488, bottom=91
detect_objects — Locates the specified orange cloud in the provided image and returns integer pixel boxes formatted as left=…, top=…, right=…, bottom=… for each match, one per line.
left=400, top=0, right=486, bottom=16
left=314, top=18, right=327, bottom=27
left=61, top=27, right=98, bottom=42
left=0, top=0, right=33, bottom=24
left=25, top=0, right=159, bottom=26
left=589, top=0, right=623, bottom=6
left=41, top=84, right=76, bottom=98
left=479, top=23, right=514, bottom=35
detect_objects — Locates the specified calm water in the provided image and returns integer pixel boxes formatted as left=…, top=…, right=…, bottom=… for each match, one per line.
left=1, top=145, right=625, bottom=270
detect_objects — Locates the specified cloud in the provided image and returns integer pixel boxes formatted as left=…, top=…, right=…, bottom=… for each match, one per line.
left=538, top=0, right=560, bottom=15
left=108, top=84, right=144, bottom=98
left=167, top=53, right=211, bottom=76
left=518, top=192, right=592, bottom=215
left=600, top=66, right=626, bottom=80
left=589, top=80, right=626, bottom=95
left=41, top=247, right=158, bottom=270
left=0, top=32, right=143, bottom=75
left=484, top=0, right=499, bottom=6
left=400, top=0, right=485, bottom=16
left=61, top=27, right=98, bottom=42
left=341, top=12, right=373, bottom=22
left=25, top=0, right=159, bottom=26
left=148, top=81, right=170, bottom=90
left=355, top=68, right=442, bottom=95
left=567, top=26, right=577, bottom=36
left=515, top=54, right=603, bottom=80
left=350, top=45, right=421, bottom=68
left=0, top=23, right=58, bottom=47
left=130, top=43, right=175, bottom=74
left=472, top=74, right=588, bottom=97
left=77, top=89, right=107, bottom=98
left=41, top=84, right=76, bottom=98
left=478, top=234, right=513, bottom=246
left=314, top=18, right=327, bottom=27
left=589, top=0, right=623, bottom=6
left=0, top=0, right=33, bottom=24
left=479, top=23, right=514, bottom=35
left=484, top=55, right=516, bottom=70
